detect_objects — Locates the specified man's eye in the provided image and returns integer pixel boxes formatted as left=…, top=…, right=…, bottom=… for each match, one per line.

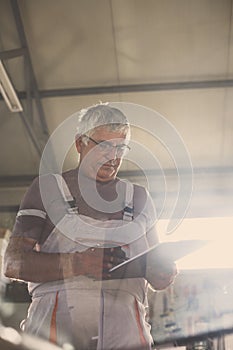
left=100, top=143, right=110, bottom=151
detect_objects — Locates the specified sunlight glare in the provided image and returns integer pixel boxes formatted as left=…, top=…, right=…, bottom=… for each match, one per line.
left=157, top=217, right=233, bottom=269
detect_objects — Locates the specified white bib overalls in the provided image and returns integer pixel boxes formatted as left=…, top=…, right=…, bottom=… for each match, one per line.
left=23, top=175, right=153, bottom=350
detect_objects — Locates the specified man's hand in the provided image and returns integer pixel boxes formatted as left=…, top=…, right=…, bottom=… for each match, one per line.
left=146, top=258, right=178, bottom=290
left=73, top=247, right=126, bottom=280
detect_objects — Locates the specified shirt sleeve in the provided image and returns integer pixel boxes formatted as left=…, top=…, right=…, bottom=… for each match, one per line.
left=143, top=188, right=157, bottom=232
left=133, top=184, right=157, bottom=230
left=142, top=188, right=159, bottom=247
left=12, top=174, right=68, bottom=242
left=12, top=176, right=47, bottom=241
left=132, top=184, right=159, bottom=249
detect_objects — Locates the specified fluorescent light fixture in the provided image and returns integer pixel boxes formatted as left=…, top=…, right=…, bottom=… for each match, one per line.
left=0, top=60, right=23, bottom=112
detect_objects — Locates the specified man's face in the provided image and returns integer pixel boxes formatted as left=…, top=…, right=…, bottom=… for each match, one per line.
left=76, top=126, right=130, bottom=182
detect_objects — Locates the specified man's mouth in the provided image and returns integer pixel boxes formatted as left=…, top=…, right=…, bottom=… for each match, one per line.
left=101, top=161, right=117, bottom=169
left=103, top=163, right=115, bottom=168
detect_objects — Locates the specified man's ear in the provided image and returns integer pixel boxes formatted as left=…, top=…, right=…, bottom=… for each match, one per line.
left=75, top=136, right=83, bottom=154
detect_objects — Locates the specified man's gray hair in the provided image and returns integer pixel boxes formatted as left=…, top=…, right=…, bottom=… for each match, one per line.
left=76, top=103, right=130, bottom=140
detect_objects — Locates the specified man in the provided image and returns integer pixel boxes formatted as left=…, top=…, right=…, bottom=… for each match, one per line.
left=4, top=104, right=177, bottom=350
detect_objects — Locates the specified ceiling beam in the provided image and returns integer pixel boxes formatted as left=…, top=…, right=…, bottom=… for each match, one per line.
left=0, top=47, right=26, bottom=60
left=10, top=0, right=49, bottom=136
left=0, top=205, right=19, bottom=213
left=2, top=1, right=58, bottom=169
left=10, top=79, right=233, bottom=99
left=18, top=111, right=44, bottom=157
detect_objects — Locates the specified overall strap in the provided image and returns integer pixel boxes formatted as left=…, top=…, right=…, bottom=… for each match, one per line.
left=53, top=174, right=78, bottom=214
left=123, top=180, right=134, bottom=221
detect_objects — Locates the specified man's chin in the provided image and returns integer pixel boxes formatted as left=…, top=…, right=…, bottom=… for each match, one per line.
left=96, top=166, right=116, bottom=181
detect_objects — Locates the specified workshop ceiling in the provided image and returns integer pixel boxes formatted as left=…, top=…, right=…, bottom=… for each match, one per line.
left=0, top=0, right=233, bottom=220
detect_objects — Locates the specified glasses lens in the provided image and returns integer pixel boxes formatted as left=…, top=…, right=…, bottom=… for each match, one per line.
left=117, top=145, right=130, bottom=156
left=98, top=142, right=111, bottom=152
left=92, top=138, right=130, bottom=157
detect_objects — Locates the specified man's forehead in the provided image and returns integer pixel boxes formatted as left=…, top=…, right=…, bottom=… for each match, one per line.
left=91, top=125, right=129, bottom=140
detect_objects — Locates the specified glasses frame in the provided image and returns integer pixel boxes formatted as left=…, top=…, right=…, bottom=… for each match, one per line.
left=83, top=134, right=131, bottom=157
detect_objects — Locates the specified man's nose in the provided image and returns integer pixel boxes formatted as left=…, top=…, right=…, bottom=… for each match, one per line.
left=107, top=146, right=118, bottom=160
